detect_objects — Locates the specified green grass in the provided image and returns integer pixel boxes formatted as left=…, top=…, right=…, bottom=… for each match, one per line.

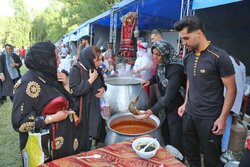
left=0, top=99, right=22, bottom=167
left=0, top=65, right=27, bottom=167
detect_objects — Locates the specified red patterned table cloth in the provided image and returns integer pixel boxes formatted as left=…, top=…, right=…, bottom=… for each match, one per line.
left=40, top=136, right=186, bottom=167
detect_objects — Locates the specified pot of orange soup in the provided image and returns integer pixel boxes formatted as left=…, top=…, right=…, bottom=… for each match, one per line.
left=104, top=112, right=164, bottom=146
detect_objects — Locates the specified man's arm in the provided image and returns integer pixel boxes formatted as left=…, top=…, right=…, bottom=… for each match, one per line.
left=212, top=74, right=236, bottom=135
left=220, top=75, right=236, bottom=119
left=178, top=79, right=189, bottom=117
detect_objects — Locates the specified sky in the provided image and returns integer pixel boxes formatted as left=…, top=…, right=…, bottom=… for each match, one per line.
left=0, top=0, right=49, bottom=16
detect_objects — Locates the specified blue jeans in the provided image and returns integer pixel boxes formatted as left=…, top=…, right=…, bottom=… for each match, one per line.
left=221, top=113, right=233, bottom=152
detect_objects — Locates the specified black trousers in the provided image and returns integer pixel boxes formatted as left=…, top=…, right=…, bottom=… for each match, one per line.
left=183, top=113, right=222, bottom=167
left=163, top=109, right=184, bottom=155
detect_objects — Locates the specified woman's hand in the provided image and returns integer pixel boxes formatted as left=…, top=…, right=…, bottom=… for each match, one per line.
left=45, top=110, right=69, bottom=124
left=141, top=80, right=150, bottom=87
left=95, top=87, right=105, bottom=98
left=0, top=74, right=5, bottom=81
left=142, top=109, right=153, bottom=119
left=11, top=63, right=18, bottom=68
left=88, top=69, right=98, bottom=84
left=57, top=72, right=68, bottom=86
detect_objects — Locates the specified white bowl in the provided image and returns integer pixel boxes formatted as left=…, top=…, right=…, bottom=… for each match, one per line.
left=133, top=110, right=146, bottom=119
left=132, top=137, right=160, bottom=159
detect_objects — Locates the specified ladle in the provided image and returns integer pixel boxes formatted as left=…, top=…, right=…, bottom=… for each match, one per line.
left=128, top=86, right=143, bottom=115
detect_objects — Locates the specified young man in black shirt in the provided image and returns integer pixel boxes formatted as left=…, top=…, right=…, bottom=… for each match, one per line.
left=174, top=16, right=236, bottom=167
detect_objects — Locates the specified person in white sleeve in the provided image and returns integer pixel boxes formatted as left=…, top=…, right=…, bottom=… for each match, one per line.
left=221, top=56, right=246, bottom=163
left=132, top=42, right=153, bottom=80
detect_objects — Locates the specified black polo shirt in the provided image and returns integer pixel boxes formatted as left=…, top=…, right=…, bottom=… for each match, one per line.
left=184, top=43, right=235, bottom=119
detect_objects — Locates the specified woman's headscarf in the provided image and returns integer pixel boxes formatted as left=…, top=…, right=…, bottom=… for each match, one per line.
left=151, top=40, right=181, bottom=65
left=79, top=46, right=96, bottom=71
left=151, top=40, right=183, bottom=88
left=25, top=41, right=75, bottom=109
left=79, top=46, right=105, bottom=76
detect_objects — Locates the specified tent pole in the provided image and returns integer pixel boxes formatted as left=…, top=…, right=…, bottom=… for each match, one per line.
left=113, top=13, right=117, bottom=54
left=177, top=0, right=185, bottom=56
left=187, top=0, right=190, bottom=16
left=90, top=24, right=93, bottom=45
left=180, top=0, right=184, bottom=19
left=109, top=10, right=114, bottom=43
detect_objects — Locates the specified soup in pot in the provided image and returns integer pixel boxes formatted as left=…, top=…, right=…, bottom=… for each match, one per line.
left=110, top=119, right=157, bottom=134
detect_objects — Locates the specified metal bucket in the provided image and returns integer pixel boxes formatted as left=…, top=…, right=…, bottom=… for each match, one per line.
left=104, top=112, right=164, bottom=146
left=105, top=77, right=149, bottom=114
left=224, top=161, right=240, bottom=167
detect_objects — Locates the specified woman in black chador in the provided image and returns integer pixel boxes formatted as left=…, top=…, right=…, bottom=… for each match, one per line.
left=12, top=41, right=79, bottom=164
left=69, top=46, right=107, bottom=151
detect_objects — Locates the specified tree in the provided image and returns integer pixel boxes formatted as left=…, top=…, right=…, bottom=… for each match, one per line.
left=30, top=0, right=122, bottom=43
left=0, top=0, right=31, bottom=48
left=0, top=0, right=123, bottom=47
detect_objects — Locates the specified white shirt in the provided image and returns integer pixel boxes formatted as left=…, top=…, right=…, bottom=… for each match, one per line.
left=133, top=51, right=153, bottom=80
left=61, top=47, right=68, bottom=58
left=224, top=56, right=246, bottom=114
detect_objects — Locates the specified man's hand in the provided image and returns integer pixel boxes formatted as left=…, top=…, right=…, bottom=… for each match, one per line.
left=178, top=104, right=186, bottom=117
left=141, top=80, right=150, bottom=87
left=212, top=117, right=226, bottom=135
left=142, top=109, right=153, bottom=119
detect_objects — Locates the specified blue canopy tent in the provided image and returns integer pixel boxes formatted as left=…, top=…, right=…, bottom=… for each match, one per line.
left=96, top=0, right=185, bottom=52
left=111, top=0, right=182, bottom=30
left=192, top=0, right=242, bottom=9
left=62, top=0, right=245, bottom=44
left=62, top=0, right=185, bottom=47
left=62, top=30, right=78, bottom=44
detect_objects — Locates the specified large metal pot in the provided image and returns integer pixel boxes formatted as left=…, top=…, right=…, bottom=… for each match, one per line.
left=105, top=77, right=149, bottom=114
left=104, top=112, right=164, bottom=146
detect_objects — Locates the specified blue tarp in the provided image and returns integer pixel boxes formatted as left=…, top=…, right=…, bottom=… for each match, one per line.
left=95, top=0, right=182, bottom=30
left=192, top=0, right=242, bottom=9
left=64, top=0, right=183, bottom=42
left=62, top=0, right=244, bottom=43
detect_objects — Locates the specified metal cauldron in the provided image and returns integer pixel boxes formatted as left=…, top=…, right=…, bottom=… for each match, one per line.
left=104, top=112, right=164, bottom=146
left=105, top=77, right=149, bottom=114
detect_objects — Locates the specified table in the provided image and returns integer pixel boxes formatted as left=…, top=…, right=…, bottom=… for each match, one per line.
left=40, top=136, right=186, bottom=167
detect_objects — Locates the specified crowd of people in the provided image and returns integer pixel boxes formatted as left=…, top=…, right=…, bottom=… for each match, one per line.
left=1, top=15, right=249, bottom=167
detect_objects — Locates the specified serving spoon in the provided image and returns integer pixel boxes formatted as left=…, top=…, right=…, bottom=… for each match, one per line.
left=77, top=154, right=101, bottom=159
left=140, top=138, right=157, bottom=152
